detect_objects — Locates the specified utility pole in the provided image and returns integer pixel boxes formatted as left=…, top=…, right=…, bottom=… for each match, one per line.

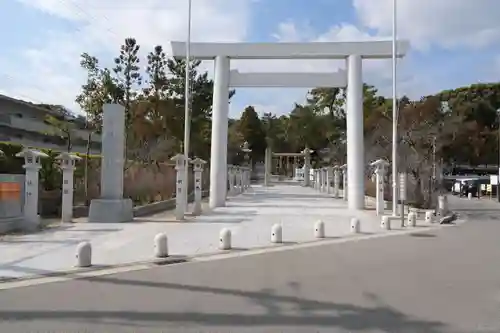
left=391, top=0, right=399, bottom=216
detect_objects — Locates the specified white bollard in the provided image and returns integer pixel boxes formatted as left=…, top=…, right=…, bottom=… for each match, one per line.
left=407, top=212, right=417, bottom=227
left=314, top=220, right=325, bottom=238
left=425, top=211, right=434, bottom=224
left=350, top=218, right=360, bottom=233
left=438, top=195, right=448, bottom=215
left=219, top=228, right=232, bottom=250
left=75, top=241, right=92, bottom=268
left=381, top=216, right=391, bottom=230
left=467, top=192, right=472, bottom=200
left=271, top=224, right=283, bottom=243
left=154, top=233, right=169, bottom=258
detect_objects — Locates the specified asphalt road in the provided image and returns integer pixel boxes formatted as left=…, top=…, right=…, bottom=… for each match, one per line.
left=0, top=197, right=500, bottom=332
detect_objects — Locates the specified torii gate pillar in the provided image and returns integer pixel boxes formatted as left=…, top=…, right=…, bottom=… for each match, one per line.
left=169, top=41, right=409, bottom=211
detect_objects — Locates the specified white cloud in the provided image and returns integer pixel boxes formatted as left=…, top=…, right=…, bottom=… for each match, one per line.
left=2, top=0, right=500, bottom=118
left=353, top=0, right=500, bottom=50
left=2, top=0, right=251, bottom=112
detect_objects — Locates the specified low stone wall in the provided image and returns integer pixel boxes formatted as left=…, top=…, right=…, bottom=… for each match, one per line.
left=73, top=190, right=211, bottom=219
left=133, top=190, right=210, bottom=217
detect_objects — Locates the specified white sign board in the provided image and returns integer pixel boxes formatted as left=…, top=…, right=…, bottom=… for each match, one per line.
left=399, top=172, right=407, bottom=201
left=490, top=175, right=498, bottom=184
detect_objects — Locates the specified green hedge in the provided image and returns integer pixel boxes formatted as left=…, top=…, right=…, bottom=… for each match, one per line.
left=0, top=142, right=99, bottom=191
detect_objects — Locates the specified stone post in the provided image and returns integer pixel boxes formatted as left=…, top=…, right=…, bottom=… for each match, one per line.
left=244, top=167, right=250, bottom=190
left=171, top=153, right=188, bottom=221
left=243, top=167, right=248, bottom=190
left=323, top=168, right=329, bottom=192
left=15, top=149, right=48, bottom=231
left=370, top=159, right=390, bottom=216
left=236, top=167, right=243, bottom=193
left=301, top=147, right=313, bottom=187
left=325, top=167, right=332, bottom=194
left=438, top=195, right=449, bottom=216
left=190, top=157, right=206, bottom=216
left=333, top=165, right=341, bottom=198
left=56, top=153, right=81, bottom=223
left=89, top=104, right=133, bottom=223
left=232, top=166, right=239, bottom=193
left=318, top=168, right=323, bottom=192
left=264, top=147, right=271, bottom=186
left=248, top=167, right=251, bottom=188
left=227, top=165, right=235, bottom=196
left=341, top=164, right=348, bottom=201
left=320, top=168, right=325, bottom=192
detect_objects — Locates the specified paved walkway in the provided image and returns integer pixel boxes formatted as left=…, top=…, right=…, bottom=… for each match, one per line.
left=0, top=184, right=432, bottom=280
left=0, top=197, right=497, bottom=332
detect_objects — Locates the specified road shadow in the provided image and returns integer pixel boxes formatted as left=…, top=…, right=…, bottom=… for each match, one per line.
left=0, top=276, right=449, bottom=332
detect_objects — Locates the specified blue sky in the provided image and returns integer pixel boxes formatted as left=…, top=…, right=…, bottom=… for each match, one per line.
left=0, top=0, right=499, bottom=118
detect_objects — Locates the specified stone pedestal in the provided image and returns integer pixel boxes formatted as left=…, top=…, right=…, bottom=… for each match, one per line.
left=89, top=104, right=133, bottom=223
left=89, top=199, right=134, bottom=223
left=236, top=167, right=243, bottom=193
left=243, top=167, right=250, bottom=190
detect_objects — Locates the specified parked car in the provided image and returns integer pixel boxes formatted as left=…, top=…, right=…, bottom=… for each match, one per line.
left=452, top=179, right=479, bottom=197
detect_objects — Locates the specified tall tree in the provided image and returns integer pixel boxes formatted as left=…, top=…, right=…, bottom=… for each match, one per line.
left=238, top=106, right=267, bottom=163
left=166, top=58, right=235, bottom=159
left=307, top=87, right=344, bottom=119
left=287, top=103, right=325, bottom=152
left=113, top=37, right=142, bottom=123
left=140, top=45, right=171, bottom=138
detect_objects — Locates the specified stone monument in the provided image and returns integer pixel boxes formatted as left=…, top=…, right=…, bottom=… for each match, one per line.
left=89, top=104, right=133, bottom=223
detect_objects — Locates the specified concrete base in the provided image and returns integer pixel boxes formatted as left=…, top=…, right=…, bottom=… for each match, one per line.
left=0, top=217, right=24, bottom=234
left=20, top=216, right=41, bottom=233
left=88, top=198, right=134, bottom=223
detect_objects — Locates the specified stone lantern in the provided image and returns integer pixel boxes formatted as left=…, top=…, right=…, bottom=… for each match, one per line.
left=171, top=153, right=188, bottom=221
left=332, top=165, right=341, bottom=198
left=301, top=147, right=314, bottom=187
left=56, top=153, right=82, bottom=223
left=190, top=157, right=206, bottom=216
left=370, top=159, right=390, bottom=216
left=15, top=148, right=48, bottom=230
left=340, top=164, right=348, bottom=201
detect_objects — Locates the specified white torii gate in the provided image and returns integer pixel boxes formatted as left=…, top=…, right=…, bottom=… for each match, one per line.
left=169, top=41, right=409, bottom=210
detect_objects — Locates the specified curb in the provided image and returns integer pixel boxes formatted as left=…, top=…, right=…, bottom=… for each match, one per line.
left=0, top=256, right=189, bottom=285
left=0, top=221, right=463, bottom=289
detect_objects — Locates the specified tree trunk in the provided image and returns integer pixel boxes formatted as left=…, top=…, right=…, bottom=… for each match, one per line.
left=67, top=135, right=72, bottom=153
